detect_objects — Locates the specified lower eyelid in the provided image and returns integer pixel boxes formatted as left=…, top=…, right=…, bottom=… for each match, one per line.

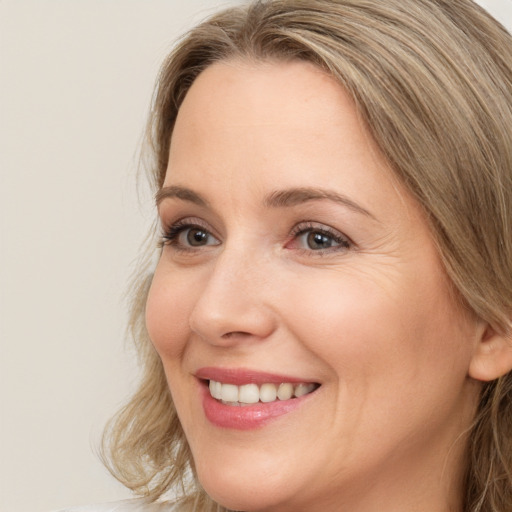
left=287, top=224, right=353, bottom=253
left=162, top=223, right=221, bottom=251
left=161, top=219, right=350, bottom=254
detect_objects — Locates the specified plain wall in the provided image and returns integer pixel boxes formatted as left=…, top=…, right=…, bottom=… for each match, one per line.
left=1, top=2, right=236, bottom=511
left=1, top=1, right=510, bottom=511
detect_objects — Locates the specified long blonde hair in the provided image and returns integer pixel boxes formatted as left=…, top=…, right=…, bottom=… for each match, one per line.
left=102, top=1, right=512, bottom=510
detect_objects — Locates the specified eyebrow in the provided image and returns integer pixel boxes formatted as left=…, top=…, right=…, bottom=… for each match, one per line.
left=156, top=186, right=209, bottom=208
left=156, top=185, right=375, bottom=219
left=264, top=187, right=375, bottom=219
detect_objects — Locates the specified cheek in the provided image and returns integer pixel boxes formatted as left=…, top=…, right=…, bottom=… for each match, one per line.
left=281, top=267, right=478, bottom=460
left=145, top=264, right=196, bottom=360
left=281, top=264, right=472, bottom=388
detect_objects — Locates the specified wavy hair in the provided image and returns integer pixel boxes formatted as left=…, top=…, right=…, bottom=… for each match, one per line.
left=102, top=1, right=512, bottom=510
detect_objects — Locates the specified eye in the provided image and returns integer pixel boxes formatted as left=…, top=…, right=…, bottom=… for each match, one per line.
left=301, top=231, right=339, bottom=250
left=182, top=227, right=215, bottom=247
left=161, top=220, right=220, bottom=250
left=288, top=222, right=351, bottom=253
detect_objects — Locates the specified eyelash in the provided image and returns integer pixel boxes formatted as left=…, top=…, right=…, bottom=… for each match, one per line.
left=288, top=222, right=352, bottom=254
left=159, top=219, right=216, bottom=252
left=159, top=219, right=353, bottom=255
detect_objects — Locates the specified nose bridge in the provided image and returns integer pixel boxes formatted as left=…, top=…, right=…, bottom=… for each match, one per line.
left=188, top=242, right=276, bottom=344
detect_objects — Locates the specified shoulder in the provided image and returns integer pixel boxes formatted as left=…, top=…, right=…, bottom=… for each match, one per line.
left=54, top=499, right=179, bottom=512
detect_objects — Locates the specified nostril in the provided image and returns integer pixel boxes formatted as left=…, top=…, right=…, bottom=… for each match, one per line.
left=221, top=331, right=252, bottom=339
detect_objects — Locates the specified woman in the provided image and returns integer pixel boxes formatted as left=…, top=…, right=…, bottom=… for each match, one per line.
left=92, top=0, right=512, bottom=511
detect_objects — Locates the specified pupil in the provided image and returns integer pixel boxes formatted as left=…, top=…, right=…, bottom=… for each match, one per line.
left=308, top=232, right=331, bottom=249
left=188, top=229, right=208, bottom=246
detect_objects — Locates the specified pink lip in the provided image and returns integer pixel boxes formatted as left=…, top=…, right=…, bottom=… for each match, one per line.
left=196, top=367, right=311, bottom=385
left=195, top=367, right=319, bottom=430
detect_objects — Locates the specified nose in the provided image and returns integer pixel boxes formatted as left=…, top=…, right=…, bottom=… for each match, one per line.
left=188, top=247, right=277, bottom=346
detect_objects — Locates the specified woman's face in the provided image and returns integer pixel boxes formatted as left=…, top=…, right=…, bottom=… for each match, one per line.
left=146, top=60, right=483, bottom=512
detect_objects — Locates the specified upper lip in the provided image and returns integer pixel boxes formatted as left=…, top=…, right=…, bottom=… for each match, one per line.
left=195, top=367, right=318, bottom=386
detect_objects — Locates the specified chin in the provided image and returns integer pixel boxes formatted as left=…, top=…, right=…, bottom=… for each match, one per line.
left=195, top=458, right=292, bottom=512
left=202, top=484, right=283, bottom=512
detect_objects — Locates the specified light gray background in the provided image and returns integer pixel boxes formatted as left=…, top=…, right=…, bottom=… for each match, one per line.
left=1, top=1, right=511, bottom=511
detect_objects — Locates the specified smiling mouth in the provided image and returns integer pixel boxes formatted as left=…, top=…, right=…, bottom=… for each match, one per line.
left=208, top=380, right=320, bottom=406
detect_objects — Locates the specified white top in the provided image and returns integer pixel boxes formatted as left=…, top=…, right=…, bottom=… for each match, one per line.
left=56, top=499, right=178, bottom=512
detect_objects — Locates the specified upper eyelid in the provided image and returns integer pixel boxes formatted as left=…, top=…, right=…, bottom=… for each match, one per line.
left=161, top=217, right=353, bottom=248
left=158, top=207, right=223, bottom=235
left=161, top=216, right=215, bottom=233
left=291, top=221, right=351, bottom=240
left=291, top=221, right=339, bottom=233
left=160, top=221, right=220, bottom=251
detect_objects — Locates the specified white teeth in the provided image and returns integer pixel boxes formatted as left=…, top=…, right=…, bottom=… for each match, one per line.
left=221, top=383, right=239, bottom=402
left=260, top=383, right=277, bottom=403
left=209, top=380, right=222, bottom=400
left=277, top=382, right=293, bottom=400
left=238, top=384, right=260, bottom=404
left=208, top=380, right=317, bottom=404
left=294, top=383, right=316, bottom=398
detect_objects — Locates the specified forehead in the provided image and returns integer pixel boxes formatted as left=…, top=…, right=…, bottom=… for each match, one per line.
left=172, top=59, right=371, bottom=145
left=169, top=60, right=391, bottom=180
left=165, top=59, right=417, bottom=224
left=175, top=59, right=349, bottom=128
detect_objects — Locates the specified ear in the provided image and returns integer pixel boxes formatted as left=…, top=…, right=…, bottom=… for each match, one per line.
left=469, top=324, right=512, bottom=381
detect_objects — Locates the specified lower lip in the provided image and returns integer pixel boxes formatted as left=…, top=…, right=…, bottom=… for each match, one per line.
left=200, top=382, right=314, bottom=430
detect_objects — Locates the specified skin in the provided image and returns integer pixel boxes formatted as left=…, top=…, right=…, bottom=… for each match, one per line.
left=145, top=60, right=486, bottom=512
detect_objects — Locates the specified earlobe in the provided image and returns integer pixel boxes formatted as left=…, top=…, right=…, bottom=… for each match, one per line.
left=469, top=325, right=512, bottom=382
